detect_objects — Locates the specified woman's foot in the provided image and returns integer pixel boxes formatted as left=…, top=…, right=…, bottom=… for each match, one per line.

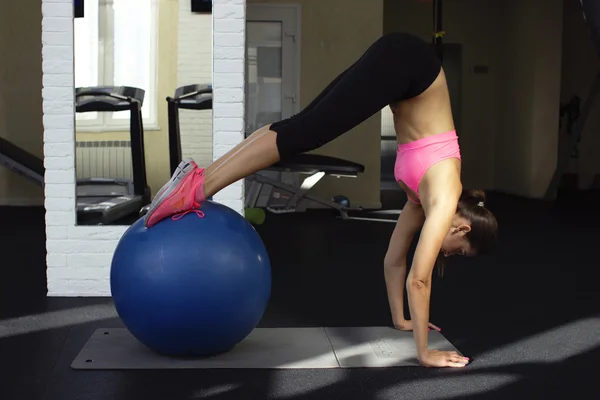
left=144, top=160, right=206, bottom=228
left=153, top=157, right=196, bottom=201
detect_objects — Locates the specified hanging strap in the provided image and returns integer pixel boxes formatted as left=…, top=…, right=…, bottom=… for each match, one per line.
left=432, top=0, right=444, bottom=63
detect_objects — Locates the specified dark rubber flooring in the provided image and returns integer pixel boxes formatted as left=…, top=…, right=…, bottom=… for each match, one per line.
left=1, top=189, right=599, bottom=400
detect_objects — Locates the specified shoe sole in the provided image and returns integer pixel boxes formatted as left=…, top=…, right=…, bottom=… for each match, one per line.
left=143, top=159, right=197, bottom=225
left=153, top=157, right=195, bottom=201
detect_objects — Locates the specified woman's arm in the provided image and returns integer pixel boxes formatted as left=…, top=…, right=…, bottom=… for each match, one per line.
left=407, top=202, right=457, bottom=360
left=384, top=200, right=425, bottom=327
left=406, top=158, right=468, bottom=367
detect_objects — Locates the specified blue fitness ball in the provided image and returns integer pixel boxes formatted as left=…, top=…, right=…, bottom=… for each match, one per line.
left=110, top=200, right=272, bottom=357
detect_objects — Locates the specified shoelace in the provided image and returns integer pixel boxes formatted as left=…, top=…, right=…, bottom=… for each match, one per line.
left=172, top=202, right=205, bottom=221
left=170, top=169, right=207, bottom=221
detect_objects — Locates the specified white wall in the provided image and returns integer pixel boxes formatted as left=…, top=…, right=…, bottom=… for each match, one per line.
left=177, top=0, right=214, bottom=168
left=42, top=0, right=246, bottom=296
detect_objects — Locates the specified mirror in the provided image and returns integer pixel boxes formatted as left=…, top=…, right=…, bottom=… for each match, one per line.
left=73, top=0, right=213, bottom=226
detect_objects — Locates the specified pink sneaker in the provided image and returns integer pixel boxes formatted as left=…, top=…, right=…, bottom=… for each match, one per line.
left=144, top=164, right=206, bottom=228
left=153, top=157, right=197, bottom=202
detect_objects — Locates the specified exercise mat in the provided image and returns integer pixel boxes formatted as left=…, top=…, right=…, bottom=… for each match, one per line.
left=71, top=326, right=461, bottom=370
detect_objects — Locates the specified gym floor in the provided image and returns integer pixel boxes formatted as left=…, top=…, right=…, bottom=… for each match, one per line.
left=1, top=190, right=599, bottom=400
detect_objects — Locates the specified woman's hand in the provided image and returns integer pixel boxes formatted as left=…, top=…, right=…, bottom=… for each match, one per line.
left=419, top=349, right=470, bottom=368
left=394, top=319, right=441, bottom=332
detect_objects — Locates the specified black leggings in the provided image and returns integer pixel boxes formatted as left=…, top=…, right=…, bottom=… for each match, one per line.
left=272, top=32, right=442, bottom=158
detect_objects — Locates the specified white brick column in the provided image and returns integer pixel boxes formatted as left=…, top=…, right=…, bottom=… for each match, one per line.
left=42, top=0, right=127, bottom=296
left=212, top=0, right=246, bottom=214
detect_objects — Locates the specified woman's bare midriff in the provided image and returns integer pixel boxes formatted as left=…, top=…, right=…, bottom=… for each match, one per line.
left=390, top=68, right=456, bottom=144
left=390, top=68, right=461, bottom=203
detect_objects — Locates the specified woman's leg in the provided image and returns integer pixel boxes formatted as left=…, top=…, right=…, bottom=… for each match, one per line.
left=201, top=63, right=359, bottom=195
left=203, top=33, right=423, bottom=193
left=203, top=124, right=279, bottom=197
left=144, top=33, right=431, bottom=227
left=177, top=56, right=356, bottom=195
left=202, top=56, right=358, bottom=181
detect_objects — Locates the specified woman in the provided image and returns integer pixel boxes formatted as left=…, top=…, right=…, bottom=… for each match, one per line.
left=144, top=32, right=498, bottom=368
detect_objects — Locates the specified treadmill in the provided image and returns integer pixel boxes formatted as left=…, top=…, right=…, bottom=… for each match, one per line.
left=75, top=86, right=150, bottom=225
left=139, top=84, right=213, bottom=217
left=166, top=84, right=213, bottom=174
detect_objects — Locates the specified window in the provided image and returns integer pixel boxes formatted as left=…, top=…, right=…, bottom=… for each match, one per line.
left=74, top=0, right=158, bottom=131
left=245, top=4, right=300, bottom=136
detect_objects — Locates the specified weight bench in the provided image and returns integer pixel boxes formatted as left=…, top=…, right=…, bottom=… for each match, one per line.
left=245, top=154, right=367, bottom=220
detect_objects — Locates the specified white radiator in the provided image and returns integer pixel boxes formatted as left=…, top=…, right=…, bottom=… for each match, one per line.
left=75, top=140, right=133, bottom=181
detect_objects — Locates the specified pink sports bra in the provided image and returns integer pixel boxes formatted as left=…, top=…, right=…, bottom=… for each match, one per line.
left=394, top=130, right=462, bottom=204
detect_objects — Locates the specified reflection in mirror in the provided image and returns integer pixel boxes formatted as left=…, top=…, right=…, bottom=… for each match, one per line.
left=74, top=0, right=156, bottom=226
left=73, top=0, right=214, bottom=226
left=74, top=87, right=149, bottom=225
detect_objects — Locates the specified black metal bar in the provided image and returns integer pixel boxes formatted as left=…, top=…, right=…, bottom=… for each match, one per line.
left=76, top=91, right=129, bottom=101
left=74, top=0, right=84, bottom=18
left=433, top=0, right=444, bottom=63
left=167, top=97, right=182, bottom=175
left=0, top=137, right=44, bottom=177
left=129, top=100, right=149, bottom=203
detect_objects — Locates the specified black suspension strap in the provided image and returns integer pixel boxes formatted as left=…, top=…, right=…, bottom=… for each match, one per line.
left=433, top=0, right=445, bottom=63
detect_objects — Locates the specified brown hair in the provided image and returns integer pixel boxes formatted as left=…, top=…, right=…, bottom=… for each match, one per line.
left=456, top=189, right=498, bottom=255
left=436, top=189, right=498, bottom=276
